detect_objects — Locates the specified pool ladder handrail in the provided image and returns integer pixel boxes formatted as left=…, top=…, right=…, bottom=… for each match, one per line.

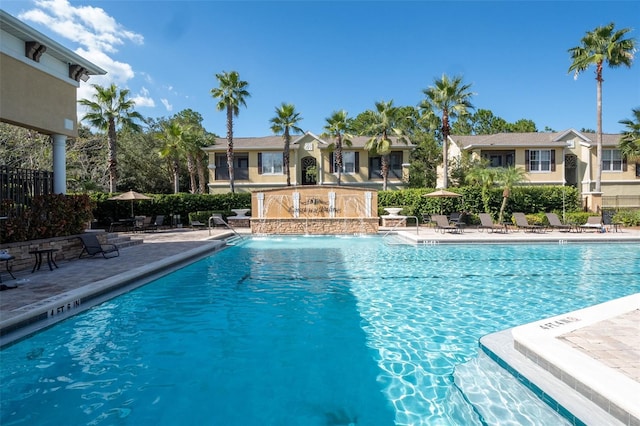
left=382, top=215, right=420, bottom=238
left=208, top=214, right=245, bottom=242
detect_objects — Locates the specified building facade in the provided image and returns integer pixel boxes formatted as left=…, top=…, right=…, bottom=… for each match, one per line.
left=448, top=129, right=639, bottom=210
left=204, top=132, right=415, bottom=194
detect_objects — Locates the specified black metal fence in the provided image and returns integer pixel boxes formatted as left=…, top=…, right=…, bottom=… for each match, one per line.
left=0, top=166, right=54, bottom=217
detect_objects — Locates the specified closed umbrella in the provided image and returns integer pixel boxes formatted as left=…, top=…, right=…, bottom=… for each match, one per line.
left=108, top=190, right=152, bottom=217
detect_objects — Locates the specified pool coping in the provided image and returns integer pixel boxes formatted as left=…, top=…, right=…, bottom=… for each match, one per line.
left=481, top=294, right=640, bottom=426
left=0, top=240, right=227, bottom=347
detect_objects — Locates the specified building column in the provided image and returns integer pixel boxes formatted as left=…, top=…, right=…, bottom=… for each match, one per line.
left=52, top=134, right=67, bottom=194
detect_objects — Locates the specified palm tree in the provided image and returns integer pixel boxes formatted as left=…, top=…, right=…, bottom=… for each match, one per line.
left=270, top=103, right=303, bottom=186
left=465, top=162, right=496, bottom=214
left=568, top=22, right=636, bottom=192
left=619, top=108, right=640, bottom=160
left=210, top=71, right=250, bottom=193
left=421, top=74, right=475, bottom=189
left=323, top=110, right=353, bottom=185
left=496, top=166, right=528, bottom=223
left=158, top=121, right=185, bottom=194
left=362, top=100, right=409, bottom=191
left=78, top=83, right=143, bottom=193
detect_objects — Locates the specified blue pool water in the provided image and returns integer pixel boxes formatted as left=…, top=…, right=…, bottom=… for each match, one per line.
left=1, top=238, right=639, bottom=425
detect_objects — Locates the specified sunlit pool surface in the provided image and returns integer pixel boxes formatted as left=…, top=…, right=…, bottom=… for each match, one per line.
left=1, top=238, right=638, bottom=425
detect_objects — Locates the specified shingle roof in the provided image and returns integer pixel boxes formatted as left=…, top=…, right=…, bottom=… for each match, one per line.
left=205, top=132, right=415, bottom=151
left=450, top=129, right=622, bottom=149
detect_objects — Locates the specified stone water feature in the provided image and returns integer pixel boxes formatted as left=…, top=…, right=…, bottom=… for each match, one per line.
left=250, top=187, right=379, bottom=234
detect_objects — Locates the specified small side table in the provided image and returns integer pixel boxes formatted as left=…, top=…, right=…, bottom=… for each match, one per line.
left=29, top=249, right=59, bottom=273
left=0, top=255, right=15, bottom=282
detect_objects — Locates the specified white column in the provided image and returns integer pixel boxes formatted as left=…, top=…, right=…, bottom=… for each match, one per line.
left=257, top=193, right=265, bottom=218
left=328, top=192, right=336, bottom=218
left=52, top=134, right=67, bottom=194
left=293, top=192, right=300, bottom=218
left=365, top=192, right=372, bottom=218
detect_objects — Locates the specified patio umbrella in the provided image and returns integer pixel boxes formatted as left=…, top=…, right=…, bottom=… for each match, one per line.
left=108, top=190, right=152, bottom=217
left=423, top=189, right=462, bottom=214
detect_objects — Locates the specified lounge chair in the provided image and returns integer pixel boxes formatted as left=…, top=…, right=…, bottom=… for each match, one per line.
left=478, top=213, right=507, bottom=233
left=580, top=216, right=603, bottom=232
left=431, top=214, right=463, bottom=234
left=512, top=212, right=545, bottom=233
left=144, top=215, right=164, bottom=232
left=545, top=213, right=571, bottom=232
left=78, top=233, right=120, bottom=258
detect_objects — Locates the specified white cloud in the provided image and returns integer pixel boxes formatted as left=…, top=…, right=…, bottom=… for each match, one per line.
left=161, top=98, right=173, bottom=112
left=131, top=87, right=155, bottom=108
left=18, top=0, right=142, bottom=85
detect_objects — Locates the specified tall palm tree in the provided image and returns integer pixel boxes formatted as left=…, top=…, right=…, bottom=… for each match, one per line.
left=496, top=166, right=528, bottom=223
left=270, top=103, right=303, bottom=186
left=158, top=121, right=185, bottom=194
left=362, top=100, right=409, bottom=191
left=79, top=83, right=143, bottom=193
left=568, top=22, right=636, bottom=192
left=618, top=108, right=640, bottom=160
left=210, top=71, right=250, bottom=193
left=421, top=74, right=474, bottom=189
left=323, top=110, right=353, bottom=185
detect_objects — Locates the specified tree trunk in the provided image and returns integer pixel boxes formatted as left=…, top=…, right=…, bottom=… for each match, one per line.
left=498, top=188, right=510, bottom=223
left=226, top=105, right=235, bottom=193
left=336, top=136, right=343, bottom=186
left=284, top=128, right=291, bottom=186
left=441, top=111, right=450, bottom=189
left=381, top=154, right=390, bottom=191
left=107, top=119, right=118, bottom=193
left=172, top=158, right=180, bottom=194
left=197, top=152, right=207, bottom=194
left=595, top=61, right=603, bottom=193
left=186, top=153, right=197, bottom=193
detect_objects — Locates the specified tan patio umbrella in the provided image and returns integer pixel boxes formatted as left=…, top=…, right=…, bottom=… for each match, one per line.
left=423, top=189, right=462, bottom=214
left=108, top=190, right=152, bottom=217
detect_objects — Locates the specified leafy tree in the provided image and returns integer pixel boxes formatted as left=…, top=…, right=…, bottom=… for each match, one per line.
left=421, top=74, right=475, bottom=188
left=173, top=109, right=213, bottom=194
left=407, top=129, right=440, bottom=188
left=78, top=83, right=143, bottom=193
left=361, top=100, right=409, bottom=191
left=619, top=108, right=640, bottom=160
left=210, top=71, right=250, bottom=193
left=496, top=166, right=528, bottom=223
left=270, top=103, right=303, bottom=186
left=323, top=110, right=353, bottom=185
left=568, top=22, right=636, bottom=192
left=508, top=119, right=537, bottom=133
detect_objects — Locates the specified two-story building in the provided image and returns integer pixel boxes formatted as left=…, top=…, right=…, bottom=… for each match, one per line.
left=204, top=132, right=415, bottom=193
left=448, top=129, right=639, bottom=211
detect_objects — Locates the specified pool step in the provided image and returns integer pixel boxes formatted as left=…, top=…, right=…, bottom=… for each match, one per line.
left=453, top=352, right=571, bottom=425
left=105, top=233, right=143, bottom=249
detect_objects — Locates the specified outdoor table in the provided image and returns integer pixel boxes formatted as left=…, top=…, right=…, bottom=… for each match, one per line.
left=29, top=249, right=59, bottom=272
left=0, top=254, right=15, bottom=282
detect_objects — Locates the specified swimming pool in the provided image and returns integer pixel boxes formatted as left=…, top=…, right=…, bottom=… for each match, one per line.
left=1, top=238, right=638, bottom=425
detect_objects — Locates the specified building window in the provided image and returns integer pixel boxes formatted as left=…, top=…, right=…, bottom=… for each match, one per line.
left=331, top=151, right=359, bottom=173
left=526, top=149, right=554, bottom=172
left=369, top=151, right=403, bottom=179
left=258, top=152, right=283, bottom=175
left=214, top=153, right=248, bottom=180
left=602, top=149, right=623, bottom=171
left=482, top=150, right=514, bottom=168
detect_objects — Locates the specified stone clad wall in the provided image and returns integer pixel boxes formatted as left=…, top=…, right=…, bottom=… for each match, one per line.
left=0, top=233, right=107, bottom=273
left=251, top=218, right=379, bottom=235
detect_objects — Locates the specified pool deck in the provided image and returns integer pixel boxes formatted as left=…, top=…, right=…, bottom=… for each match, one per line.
left=0, top=225, right=638, bottom=425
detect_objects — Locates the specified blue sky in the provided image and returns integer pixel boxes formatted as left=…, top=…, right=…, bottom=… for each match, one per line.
left=3, top=0, right=639, bottom=137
